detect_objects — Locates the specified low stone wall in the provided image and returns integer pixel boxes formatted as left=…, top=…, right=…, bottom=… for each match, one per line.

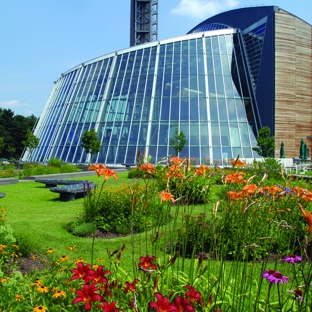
left=23, top=168, right=127, bottom=181
left=23, top=171, right=97, bottom=181
left=0, top=178, right=19, bottom=186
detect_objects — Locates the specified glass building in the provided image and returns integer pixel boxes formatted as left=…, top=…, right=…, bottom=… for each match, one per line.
left=23, top=6, right=312, bottom=164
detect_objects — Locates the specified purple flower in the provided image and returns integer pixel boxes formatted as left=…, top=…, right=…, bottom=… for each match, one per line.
left=262, top=270, right=289, bottom=284
left=284, top=186, right=292, bottom=194
left=269, top=272, right=289, bottom=284
left=287, top=289, right=304, bottom=301
left=262, top=269, right=275, bottom=279
left=284, top=254, right=302, bottom=264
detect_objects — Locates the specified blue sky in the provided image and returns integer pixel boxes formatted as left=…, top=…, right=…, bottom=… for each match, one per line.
left=0, top=0, right=311, bottom=117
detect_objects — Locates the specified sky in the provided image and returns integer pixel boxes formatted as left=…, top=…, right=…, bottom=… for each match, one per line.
left=0, top=0, right=311, bottom=118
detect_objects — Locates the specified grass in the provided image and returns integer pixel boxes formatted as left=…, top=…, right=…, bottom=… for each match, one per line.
left=0, top=170, right=219, bottom=271
left=0, top=172, right=152, bottom=266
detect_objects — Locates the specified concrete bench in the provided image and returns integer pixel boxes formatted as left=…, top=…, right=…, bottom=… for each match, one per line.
left=36, top=178, right=93, bottom=188
left=121, top=163, right=136, bottom=169
left=50, top=183, right=96, bottom=201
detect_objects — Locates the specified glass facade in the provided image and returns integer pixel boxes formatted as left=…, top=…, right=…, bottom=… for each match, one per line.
left=25, top=28, right=261, bottom=165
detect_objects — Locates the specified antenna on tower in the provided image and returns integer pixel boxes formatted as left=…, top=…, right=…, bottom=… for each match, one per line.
left=130, top=0, right=158, bottom=47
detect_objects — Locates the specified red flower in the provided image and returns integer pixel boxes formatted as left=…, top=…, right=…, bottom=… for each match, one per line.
left=71, top=262, right=92, bottom=282
left=149, top=293, right=178, bottom=311
left=97, top=300, right=122, bottom=311
left=72, top=283, right=102, bottom=311
left=124, top=279, right=139, bottom=293
left=173, top=296, right=194, bottom=311
left=138, top=255, right=157, bottom=272
left=184, top=285, right=204, bottom=306
left=85, top=265, right=111, bottom=284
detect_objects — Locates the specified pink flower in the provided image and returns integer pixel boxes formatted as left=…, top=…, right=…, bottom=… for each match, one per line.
left=97, top=300, right=122, bottom=311
left=283, top=254, right=302, bottom=264
left=124, top=279, right=139, bottom=293
left=138, top=255, right=157, bottom=272
left=71, top=262, right=92, bottom=282
left=184, top=285, right=204, bottom=306
left=72, top=283, right=102, bottom=311
left=149, top=293, right=178, bottom=311
left=262, top=270, right=289, bottom=284
left=287, top=289, right=304, bottom=301
left=85, top=265, right=111, bottom=284
left=173, top=296, right=194, bottom=311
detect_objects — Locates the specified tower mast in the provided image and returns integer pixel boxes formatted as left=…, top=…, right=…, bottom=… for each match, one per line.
left=130, top=0, right=158, bottom=46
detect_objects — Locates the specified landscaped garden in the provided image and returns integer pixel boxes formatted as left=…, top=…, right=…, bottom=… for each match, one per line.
left=1, top=157, right=312, bottom=311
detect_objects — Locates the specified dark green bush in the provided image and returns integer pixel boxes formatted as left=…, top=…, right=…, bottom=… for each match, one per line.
left=83, top=183, right=168, bottom=234
left=127, top=168, right=144, bottom=179
left=71, top=222, right=95, bottom=237
left=47, top=156, right=64, bottom=168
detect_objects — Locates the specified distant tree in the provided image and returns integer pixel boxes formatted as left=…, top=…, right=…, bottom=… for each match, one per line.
left=22, top=129, right=39, bottom=159
left=7, top=145, right=16, bottom=158
left=252, top=126, right=275, bottom=158
left=81, top=129, right=101, bottom=162
left=170, top=125, right=187, bottom=156
left=0, top=137, right=5, bottom=157
left=0, top=109, right=37, bottom=159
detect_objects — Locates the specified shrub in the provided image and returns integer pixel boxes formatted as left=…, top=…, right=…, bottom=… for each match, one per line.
left=60, top=163, right=81, bottom=173
left=82, top=182, right=168, bottom=235
left=127, top=167, right=144, bottom=179
left=250, top=158, right=284, bottom=183
left=47, top=156, right=64, bottom=168
left=71, top=222, right=95, bottom=237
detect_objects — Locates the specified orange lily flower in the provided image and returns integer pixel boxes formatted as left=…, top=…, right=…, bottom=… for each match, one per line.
left=231, top=158, right=245, bottom=167
left=242, top=184, right=259, bottom=197
left=224, top=172, right=246, bottom=184
left=226, top=190, right=243, bottom=200
left=88, top=164, right=107, bottom=177
left=141, top=163, right=157, bottom=174
left=263, top=185, right=282, bottom=196
left=97, top=168, right=118, bottom=181
left=164, top=165, right=184, bottom=179
left=195, top=164, right=210, bottom=177
left=292, top=186, right=306, bottom=196
left=302, top=190, right=312, bottom=202
left=170, top=157, right=182, bottom=165
left=298, top=203, right=312, bottom=238
left=159, top=191, right=175, bottom=203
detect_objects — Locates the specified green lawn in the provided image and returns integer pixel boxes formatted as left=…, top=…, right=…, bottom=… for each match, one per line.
left=0, top=171, right=218, bottom=271
left=0, top=172, right=153, bottom=266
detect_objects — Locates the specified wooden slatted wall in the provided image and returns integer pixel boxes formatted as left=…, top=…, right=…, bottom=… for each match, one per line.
left=274, top=9, right=312, bottom=158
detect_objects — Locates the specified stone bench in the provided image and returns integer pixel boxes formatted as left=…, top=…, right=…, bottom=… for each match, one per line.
left=121, top=163, right=136, bottom=170
left=36, top=178, right=93, bottom=188
left=50, top=183, right=96, bottom=201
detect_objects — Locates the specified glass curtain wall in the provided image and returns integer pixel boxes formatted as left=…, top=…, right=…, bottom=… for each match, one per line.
left=27, top=29, right=260, bottom=165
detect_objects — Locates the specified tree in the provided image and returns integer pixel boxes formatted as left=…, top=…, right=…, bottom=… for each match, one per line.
left=252, top=126, right=275, bottom=158
left=0, top=108, right=37, bottom=159
left=81, top=129, right=101, bottom=162
left=0, top=137, right=5, bottom=157
left=169, top=125, right=186, bottom=156
left=22, top=129, right=39, bottom=159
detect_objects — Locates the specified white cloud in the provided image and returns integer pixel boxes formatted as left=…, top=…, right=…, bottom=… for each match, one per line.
left=0, top=100, right=21, bottom=109
left=171, top=0, right=240, bottom=19
left=24, top=110, right=34, bottom=116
